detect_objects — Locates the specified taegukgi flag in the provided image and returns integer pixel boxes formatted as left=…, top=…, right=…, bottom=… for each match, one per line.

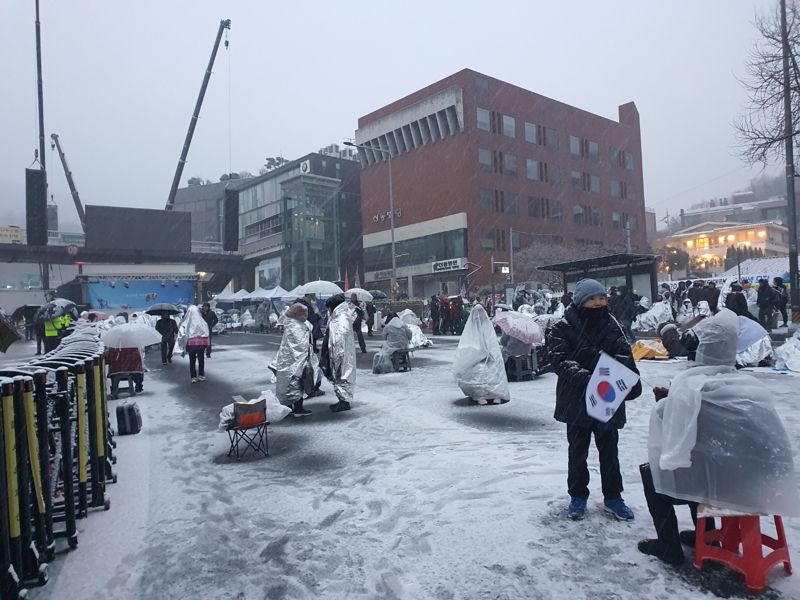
left=585, top=351, right=640, bottom=423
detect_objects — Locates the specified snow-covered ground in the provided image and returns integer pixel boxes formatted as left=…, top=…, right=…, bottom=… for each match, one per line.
left=9, top=334, right=800, bottom=599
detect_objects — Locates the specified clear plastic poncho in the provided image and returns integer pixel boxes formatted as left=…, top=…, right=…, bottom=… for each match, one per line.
left=274, top=313, right=311, bottom=406
left=372, top=317, right=412, bottom=374
left=676, top=299, right=694, bottom=326
left=633, top=300, right=673, bottom=332
left=736, top=316, right=772, bottom=367
left=453, top=305, right=510, bottom=402
left=649, top=308, right=799, bottom=515
left=327, top=302, right=357, bottom=402
left=175, top=305, right=209, bottom=353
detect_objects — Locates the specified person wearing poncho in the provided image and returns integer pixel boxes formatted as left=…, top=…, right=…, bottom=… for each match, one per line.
left=324, top=295, right=357, bottom=412
left=638, top=308, right=799, bottom=565
left=274, top=303, right=313, bottom=416
left=453, top=304, right=510, bottom=405
left=373, top=317, right=412, bottom=374
left=176, top=305, right=210, bottom=383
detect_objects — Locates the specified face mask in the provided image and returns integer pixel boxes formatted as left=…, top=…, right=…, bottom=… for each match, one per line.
left=579, top=305, right=609, bottom=321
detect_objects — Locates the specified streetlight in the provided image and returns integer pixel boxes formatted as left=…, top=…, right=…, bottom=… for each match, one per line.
left=344, top=140, right=397, bottom=289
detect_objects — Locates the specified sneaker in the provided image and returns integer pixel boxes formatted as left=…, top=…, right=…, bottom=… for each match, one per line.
left=162, top=361, right=168, bottom=365
left=603, top=498, right=634, bottom=521
left=476, top=398, right=488, bottom=405
left=329, top=401, right=351, bottom=412
left=637, top=539, right=684, bottom=565
left=191, top=377, right=198, bottom=383
left=198, top=376, right=206, bottom=381
left=567, top=497, right=587, bottom=520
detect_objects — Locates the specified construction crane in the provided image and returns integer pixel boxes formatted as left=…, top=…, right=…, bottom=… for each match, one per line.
left=165, top=18, right=231, bottom=211
left=50, top=133, right=86, bottom=232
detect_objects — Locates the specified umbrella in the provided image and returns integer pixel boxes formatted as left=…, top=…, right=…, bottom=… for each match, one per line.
left=12, top=304, right=41, bottom=322
left=146, top=303, right=180, bottom=317
left=101, top=322, right=162, bottom=349
left=345, top=287, right=373, bottom=302
left=44, top=298, right=78, bottom=319
left=493, top=311, right=544, bottom=344
left=300, top=280, right=344, bottom=297
left=0, top=312, right=21, bottom=353
left=368, top=289, right=388, bottom=299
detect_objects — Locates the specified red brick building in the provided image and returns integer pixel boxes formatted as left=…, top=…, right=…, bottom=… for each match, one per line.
left=355, top=68, right=646, bottom=297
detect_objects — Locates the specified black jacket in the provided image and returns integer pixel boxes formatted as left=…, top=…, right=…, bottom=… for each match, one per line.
left=610, top=292, right=636, bottom=322
left=757, top=285, right=778, bottom=309
left=155, top=317, right=179, bottom=340
left=548, top=304, right=641, bottom=429
left=201, top=309, right=218, bottom=329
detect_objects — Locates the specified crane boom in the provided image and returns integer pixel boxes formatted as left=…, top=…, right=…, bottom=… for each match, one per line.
left=50, top=133, right=86, bottom=232
left=165, top=18, right=231, bottom=210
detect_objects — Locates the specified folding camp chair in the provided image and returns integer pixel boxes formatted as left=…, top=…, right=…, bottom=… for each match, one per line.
left=226, top=399, right=268, bottom=460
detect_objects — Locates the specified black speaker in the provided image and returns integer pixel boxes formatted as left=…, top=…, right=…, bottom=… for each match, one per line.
left=26, top=168, right=48, bottom=246
left=223, top=188, right=239, bottom=251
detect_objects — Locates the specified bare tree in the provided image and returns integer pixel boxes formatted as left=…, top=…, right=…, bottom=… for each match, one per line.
left=736, top=0, right=800, bottom=164
left=513, top=241, right=610, bottom=289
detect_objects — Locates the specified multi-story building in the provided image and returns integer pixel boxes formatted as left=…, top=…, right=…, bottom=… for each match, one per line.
left=172, top=151, right=362, bottom=290
left=678, top=194, right=789, bottom=230
left=665, top=220, right=789, bottom=274
left=355, top=68, right=646, bottom=297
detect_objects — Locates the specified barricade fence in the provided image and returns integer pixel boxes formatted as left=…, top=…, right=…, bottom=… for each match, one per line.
left=1, top=324, right=116, bottom=598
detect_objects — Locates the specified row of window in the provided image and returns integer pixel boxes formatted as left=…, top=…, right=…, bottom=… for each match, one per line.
left=479, top=149, right=635, bottom=198
left=477, top=189, right=638, bottom=231
left=476, top=107, right=635, bottom=170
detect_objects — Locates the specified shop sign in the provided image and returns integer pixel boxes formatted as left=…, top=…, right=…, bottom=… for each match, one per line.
left=432, top=258, right=464, bottom=273
left=373, top=208, right=402, bottom=223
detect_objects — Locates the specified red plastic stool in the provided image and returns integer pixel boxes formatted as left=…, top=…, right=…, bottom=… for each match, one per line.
left=695, top=509, right=792, bottom=591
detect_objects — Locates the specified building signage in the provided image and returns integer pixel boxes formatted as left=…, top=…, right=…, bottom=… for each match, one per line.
left=374, top=270, right=394, bottom=280
left=373, top=208, right=402, bottom=223
left=432, top=258, right=464, bottom=273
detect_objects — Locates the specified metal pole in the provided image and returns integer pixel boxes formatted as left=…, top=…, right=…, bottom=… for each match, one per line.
left=781, top=0, right=799, bottom=319
left=35, top=0, right=46, bottom=172
left=388, top=152, right=396, bottom=283
left=737, top=246, right=742, bottom=282
left=509, top=227, right=514, bottom=284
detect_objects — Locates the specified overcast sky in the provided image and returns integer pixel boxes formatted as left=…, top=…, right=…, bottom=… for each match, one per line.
left=0, top=0, right=779, bottom=231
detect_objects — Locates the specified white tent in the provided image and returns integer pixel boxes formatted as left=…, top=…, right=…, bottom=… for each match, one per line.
left=245, top=287, right=272, bottom=301
left=283, top=285, right=303, bottom=299
left=232, top=289, right=250, bottom=300
left=266, top=285, right=289, bottom=299
left=214, top=289, right=236, bottom=302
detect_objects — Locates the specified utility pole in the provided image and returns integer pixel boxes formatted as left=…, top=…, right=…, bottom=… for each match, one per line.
left=509, top=227, right=514, bottom=285
left=781, top=0, right=799, bottom=321
left=624, top=220, right=632, bottom=253
left=35, top=0, right=49, bottom=290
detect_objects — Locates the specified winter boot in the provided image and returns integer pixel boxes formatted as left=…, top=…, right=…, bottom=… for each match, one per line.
left=329, top=400, right=351, bottom=412
left=292, top=400, right=312, bottom=418
left=637, top=539, right=684, bottom=565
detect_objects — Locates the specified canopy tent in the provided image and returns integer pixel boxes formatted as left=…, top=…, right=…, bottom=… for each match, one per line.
left=266, top=285, right=289, bottom=299
left=233, top=289, right=250, bottom=300
left=244, top=287, right=272, bottom=301
left=214, top=289, right=237, bottom=302
left=283, top=285, right=303, bottom=300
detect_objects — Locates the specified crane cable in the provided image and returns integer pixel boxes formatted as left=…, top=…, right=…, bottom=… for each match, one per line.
left=225, top=27, right=232, bottom=178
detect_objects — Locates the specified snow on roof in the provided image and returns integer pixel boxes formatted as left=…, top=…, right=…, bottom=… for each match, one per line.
left=669, top=221, right=786, bottom=237
left=721, top=256, right=794, bottom=280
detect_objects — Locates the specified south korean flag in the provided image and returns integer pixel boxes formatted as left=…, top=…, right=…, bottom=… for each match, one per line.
left=585, top=351, right=640, bottom=423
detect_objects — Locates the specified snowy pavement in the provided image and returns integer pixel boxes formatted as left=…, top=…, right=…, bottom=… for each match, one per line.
left=8, top=333, right=799, bottom=599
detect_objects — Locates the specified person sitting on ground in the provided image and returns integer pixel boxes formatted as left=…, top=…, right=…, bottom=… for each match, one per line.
left=499, top=332, right=533, bottom=365
left=548, top=278, right=641, bottom=521
left=274, top=303, right=313, bottom=417
left=372, top=314, right=412, bottom=374
left=639, top=308, right=799, bottom=566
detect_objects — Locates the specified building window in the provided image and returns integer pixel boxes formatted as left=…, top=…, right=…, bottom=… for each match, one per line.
left=571, top=171, right=582, bottom=191
left=592, top=208, right=602, bottom=227
left=477, top=107, right=491, bottom=132
left=545, top=164, right=560, bottom=184
left=528, top=196, right=551, bottom=219
left=624, top=153, right=635, bottom=170
left=526, top=159, right=540, bottom=181
left=573, top=205, right=585, bottom=225
left=610, top=180, right=622, bottom=198
left=505, top=193, right=519, bottom=215
left=479, top=148, right=492, bottom=172
left=480, top=230, right=495, bottom=249
left=525, top=122, right=538, bottom=144
left=590, top=175, right=601, bottom=194
left=612, top=212, right=621, bottom=229
left=502, top=115, right=516, bottom=138
left=502, top=153, right=517, bottom=176
left=550, top=200, right=563, bottom=221
left=628, top=216, right=638, bottom=231
left=479, top=188, right=492, bottom=211
left=545, top=127, right=558, bottom=149
left=570, top=136, right=581, bottom=156
left=588, top=141, right=599, bottom=161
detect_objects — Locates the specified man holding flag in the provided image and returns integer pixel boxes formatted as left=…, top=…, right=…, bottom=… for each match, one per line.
left=548, top=279, right=642, bottom=521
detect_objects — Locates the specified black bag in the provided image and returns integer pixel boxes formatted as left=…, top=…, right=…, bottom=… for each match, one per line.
left=319, top=328, right=332, bottom=380
left=116, top=401, right=142, bottom=435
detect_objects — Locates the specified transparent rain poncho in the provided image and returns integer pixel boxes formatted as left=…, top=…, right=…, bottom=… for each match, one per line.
left=633, top=299, right=673, bottom=332
left=453, top=305, right=510, bottom=402
left=649, top=308, right=799, bottom=515
left=735, top=316, right=772, bottom=367
left=372, top=317, right=412, bottom=374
